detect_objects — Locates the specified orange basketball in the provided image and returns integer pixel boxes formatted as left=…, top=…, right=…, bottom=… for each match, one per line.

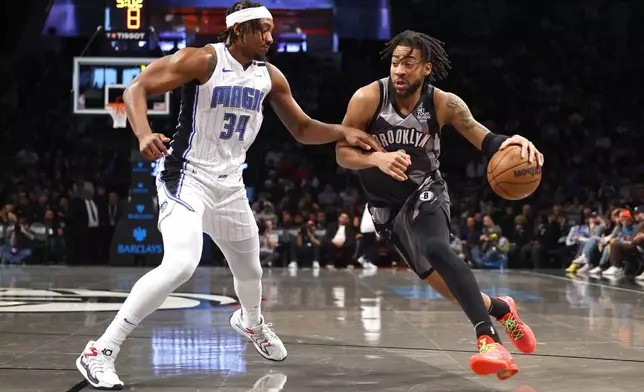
left=487, top=145, right=542, bottom=200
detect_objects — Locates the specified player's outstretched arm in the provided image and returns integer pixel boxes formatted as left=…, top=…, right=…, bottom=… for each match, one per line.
left=441, top=92, right=544, bottom=166
left=335, top=84, right=410, bottom=181
left=123, top=46, right=216, bottom=159
left=267, top=64, right=380, bottom=151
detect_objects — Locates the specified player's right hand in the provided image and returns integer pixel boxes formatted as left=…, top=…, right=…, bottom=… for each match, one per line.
left=374, top=150, right=411, bottom=181
left=139, top=133, right=170, bottom=160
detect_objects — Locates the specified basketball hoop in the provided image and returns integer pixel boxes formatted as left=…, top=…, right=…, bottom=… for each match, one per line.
left=106, top=102, right=127, bottom=129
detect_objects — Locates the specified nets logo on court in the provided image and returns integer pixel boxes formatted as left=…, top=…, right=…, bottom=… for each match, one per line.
left=117, top=227, right=163, bottom=254
left=0, top=288, right=237, bottom=313
left=128, top=204, right=154, bottom=220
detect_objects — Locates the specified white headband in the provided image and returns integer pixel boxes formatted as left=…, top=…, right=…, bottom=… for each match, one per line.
left=226, top=6, right=273, bottom=28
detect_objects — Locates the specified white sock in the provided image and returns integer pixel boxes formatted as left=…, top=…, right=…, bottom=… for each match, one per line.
left=96, top=315, right=140, bottom=350
left=95, top=260, right=196, bottom=351
left=236, top=278, right=262, bottom=327
left=95, top=207, right=202, bottom=352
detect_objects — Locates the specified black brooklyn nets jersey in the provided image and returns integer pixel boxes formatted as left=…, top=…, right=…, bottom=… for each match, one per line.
left=358, top=77, right=444, bottom=207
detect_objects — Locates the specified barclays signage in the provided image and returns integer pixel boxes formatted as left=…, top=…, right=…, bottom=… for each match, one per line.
left=110, top=153, right=164, bottom=266
left=132, top=160, right=160, bottom=177
left=128, top=204, right=155, bottom=220
left=132, top=182, right=150, bottom=194
left=117, top=227, right=164, bottom=255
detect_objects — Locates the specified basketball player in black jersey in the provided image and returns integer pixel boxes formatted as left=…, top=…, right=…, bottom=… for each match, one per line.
left=337, top=31, right=544, bottom=380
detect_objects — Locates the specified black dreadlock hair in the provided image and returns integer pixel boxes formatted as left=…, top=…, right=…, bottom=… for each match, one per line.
left=217, top=1, right=264, bottom=47
left=380, top=30, right=451, bottom=83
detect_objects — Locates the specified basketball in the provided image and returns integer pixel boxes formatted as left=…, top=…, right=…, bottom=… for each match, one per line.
left=487, top=145, right=542, bottom=200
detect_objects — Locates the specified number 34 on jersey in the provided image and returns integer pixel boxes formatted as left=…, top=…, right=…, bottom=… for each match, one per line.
left=211, top=85, right=266, bottom=142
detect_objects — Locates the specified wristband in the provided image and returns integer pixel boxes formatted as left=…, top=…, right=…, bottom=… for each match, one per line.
left=481, top=132, right=509, bottom=157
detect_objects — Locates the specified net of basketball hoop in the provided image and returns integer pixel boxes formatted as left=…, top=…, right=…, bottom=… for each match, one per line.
left=106, top=102, right=127, bottom=129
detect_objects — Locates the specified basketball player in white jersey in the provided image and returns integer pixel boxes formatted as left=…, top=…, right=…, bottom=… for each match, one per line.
left=76, top=1, right=380, bottom=389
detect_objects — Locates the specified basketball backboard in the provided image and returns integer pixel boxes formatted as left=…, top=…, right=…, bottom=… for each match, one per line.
left=72, top=57, right=170, bottom=115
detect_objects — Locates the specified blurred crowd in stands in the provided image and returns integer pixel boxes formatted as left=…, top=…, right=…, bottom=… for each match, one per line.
left=1, top=1, right=643, bottom=279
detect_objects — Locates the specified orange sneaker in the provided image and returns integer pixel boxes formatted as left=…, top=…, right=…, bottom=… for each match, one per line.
left=495, top=296, right=537, bottom=354
left=470, top=335, right=519, bottom=380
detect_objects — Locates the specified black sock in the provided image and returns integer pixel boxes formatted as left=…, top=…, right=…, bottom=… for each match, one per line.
left=475, top=321, right=502, bottom=344
left=487, top=297, right=511, bottom=319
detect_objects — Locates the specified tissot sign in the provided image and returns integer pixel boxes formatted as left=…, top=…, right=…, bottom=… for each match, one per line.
left=0, top=288, right=237, bottom=313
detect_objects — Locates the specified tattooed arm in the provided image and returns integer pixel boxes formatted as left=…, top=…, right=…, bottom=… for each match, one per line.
left=438, top=91, right=544, bottom=165
left=442, top=92, right=491, bottom=150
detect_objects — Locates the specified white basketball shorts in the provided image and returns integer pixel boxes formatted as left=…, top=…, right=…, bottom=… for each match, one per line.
left=156, top=162, right=257, bottom=242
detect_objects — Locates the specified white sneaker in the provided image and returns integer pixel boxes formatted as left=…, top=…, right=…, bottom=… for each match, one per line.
left=635, top=271, right=644, bottom=281
left=589, top=266, right=603, bottom=275
left=287, top=261, right=297, bottom=270
left=602, top=266, right=623, bottom=276
left=230, top=309, right=287, bottom=362
left=572, top=254, right=587, bottom=265
left=364, top=261, right=378, bottom=270
left=312, top=261, right=320, bottom=269
left=577, top=263, right=590, bottom=274
left=76, top=341, right=124, bottom=390
left=250, top=372, right=288, bottom=391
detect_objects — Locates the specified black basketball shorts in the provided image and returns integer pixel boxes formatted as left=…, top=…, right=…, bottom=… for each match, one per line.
left=368, top=174, right=450, bottom=280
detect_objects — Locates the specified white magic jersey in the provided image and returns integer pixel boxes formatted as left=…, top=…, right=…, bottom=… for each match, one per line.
left=160, top=42, right=271, bottom=193
left=156, top=43, right=271, bottom=242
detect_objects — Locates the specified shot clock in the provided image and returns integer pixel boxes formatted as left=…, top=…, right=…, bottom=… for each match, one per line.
left=116, top=0, right=144, bottom=30
left=106, top=0, right=148, bottom=41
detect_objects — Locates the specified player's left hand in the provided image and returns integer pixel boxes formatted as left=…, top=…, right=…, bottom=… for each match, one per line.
left=499, top=135, right=544, bottom=167
left=343, top=128, right=384, bottom=152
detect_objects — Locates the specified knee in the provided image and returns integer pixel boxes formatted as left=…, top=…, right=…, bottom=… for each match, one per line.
left=165, top=247, right=201, bottom=284
left=422, top=237, right=469, bottom=272
left=234, top=259, right=263, bottom=282
left=422, top=237, right=449, bottom=257
left=160, top=218, right=203, bottom=283
left=223, top=237, right=263, bottom=282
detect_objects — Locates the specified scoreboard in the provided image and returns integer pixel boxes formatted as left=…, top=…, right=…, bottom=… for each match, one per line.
left=106, top=0, right=148, bottom=41
left=115, top=0, right=144, bottom=30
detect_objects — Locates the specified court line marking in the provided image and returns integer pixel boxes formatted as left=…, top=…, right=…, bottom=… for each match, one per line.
left=516, top=269, right=644, bottom=359
left=0, top=367, right=78, bottom=371
left=1, top=340, right=643, bottom=367
left=517, top=270, right=644, bottom=295
left=293, top=341, right=644, bottom=364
